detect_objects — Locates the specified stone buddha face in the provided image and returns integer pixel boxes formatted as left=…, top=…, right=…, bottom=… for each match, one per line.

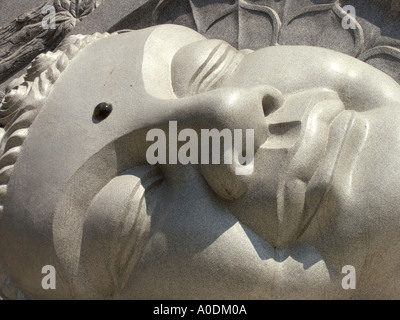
left=1, top=24, right=400, bottom=299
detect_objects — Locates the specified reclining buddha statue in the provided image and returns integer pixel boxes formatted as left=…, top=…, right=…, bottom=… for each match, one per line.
left=1, top=24, right=400, bottom=299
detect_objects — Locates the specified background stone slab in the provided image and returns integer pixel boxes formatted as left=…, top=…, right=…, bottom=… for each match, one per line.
left=1, top=0, right=399, bottom=94
left=0, top=0, right=45, bottom=27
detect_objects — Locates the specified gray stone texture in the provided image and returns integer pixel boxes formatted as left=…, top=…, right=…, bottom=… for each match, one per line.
left=0, top=0, right=102, bottom=89
left=1, top=0, right=400, bottom=90
left=0, top=0, right=45, bottom=27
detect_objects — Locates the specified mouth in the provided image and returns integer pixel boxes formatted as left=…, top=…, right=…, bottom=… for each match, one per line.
left=259, top=89, right=366, bottom=248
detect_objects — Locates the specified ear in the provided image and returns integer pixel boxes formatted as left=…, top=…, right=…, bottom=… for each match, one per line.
left=80, top=165, right=163, bottom=297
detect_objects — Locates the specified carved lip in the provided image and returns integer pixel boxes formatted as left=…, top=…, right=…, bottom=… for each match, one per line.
left=274, top=103, right=358, bottom=248
left=297, top=110, right=367, bottom=240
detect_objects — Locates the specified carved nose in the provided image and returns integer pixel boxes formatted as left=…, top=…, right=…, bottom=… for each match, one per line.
left=209, top=85, right=286, bottom=152
left=259, top=88, right=307, bottom=150
left=237, top=85, right=285, bottom=150
left=192, top=85, right=285, bottom=201
left=168, top=85, right=285, bottom=151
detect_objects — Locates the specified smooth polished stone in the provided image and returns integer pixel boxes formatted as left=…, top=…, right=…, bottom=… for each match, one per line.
left=0, top=23, right=400, bottom=299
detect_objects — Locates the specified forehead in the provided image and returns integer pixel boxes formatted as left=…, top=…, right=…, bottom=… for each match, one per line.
left=48, top=25, right=204, bottom=105
left=5, top=25, right=205, bottom=208
left=0, top=25, right=206, bottom=294
left=16, top=25, right=206, bottom=178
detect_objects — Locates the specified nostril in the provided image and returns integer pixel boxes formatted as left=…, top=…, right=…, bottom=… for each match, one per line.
left=262, top=93, right=282, bottom=117
left=264, top=121, right=301, bottom=149
left=269, top=121, right=301, bottom=136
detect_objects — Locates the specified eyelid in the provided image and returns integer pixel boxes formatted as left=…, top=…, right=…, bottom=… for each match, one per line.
left=187, top=42, right=244, bottom=95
